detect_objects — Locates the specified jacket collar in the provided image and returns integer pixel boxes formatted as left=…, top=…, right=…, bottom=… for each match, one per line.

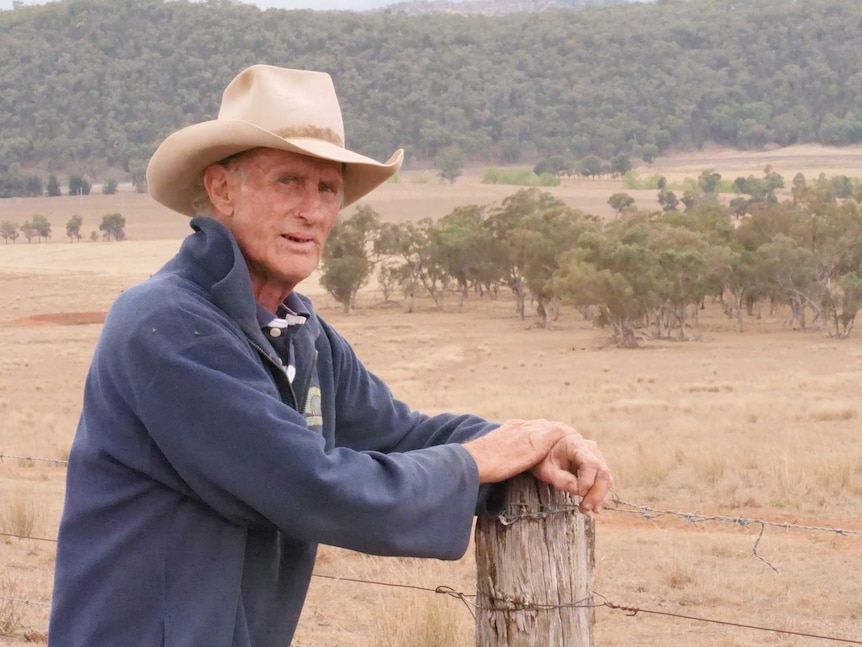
left=175, top=216, right=322, bottom=351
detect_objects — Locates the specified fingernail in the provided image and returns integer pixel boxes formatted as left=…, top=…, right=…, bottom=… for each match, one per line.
left=582, top=501, right=593, bottom=512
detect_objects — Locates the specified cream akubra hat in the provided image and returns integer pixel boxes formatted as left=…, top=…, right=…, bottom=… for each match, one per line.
left=147, top=64, right=403, bottom=216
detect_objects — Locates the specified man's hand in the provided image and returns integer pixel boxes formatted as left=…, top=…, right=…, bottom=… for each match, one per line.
left=461, top=419, right=613, bottom=512
left=531, top=434, right=613, bottom=513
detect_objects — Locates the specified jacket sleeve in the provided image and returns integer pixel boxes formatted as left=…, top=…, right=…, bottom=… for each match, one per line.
left=318, top=319, right=505, bottom=516
left=104, top=296, right=481, bottom=560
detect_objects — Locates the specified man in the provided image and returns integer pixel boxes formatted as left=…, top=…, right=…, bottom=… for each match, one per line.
left=49, top=65, right=612, bottom=647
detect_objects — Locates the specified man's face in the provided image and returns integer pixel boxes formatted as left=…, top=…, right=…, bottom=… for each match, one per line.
left=212, top=148, right=344, bottom=304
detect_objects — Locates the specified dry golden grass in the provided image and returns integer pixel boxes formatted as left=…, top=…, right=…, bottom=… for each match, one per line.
left=0, top=491, right=43, bottom=540
left=370, top=560, right=467, bottom=647
left=0, top=579, right=23, bottom=637
left=2, top=147, right=862, bottom=646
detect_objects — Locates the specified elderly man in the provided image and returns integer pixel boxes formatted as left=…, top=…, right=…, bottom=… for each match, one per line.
left=49, top=65, right=612, bottom=647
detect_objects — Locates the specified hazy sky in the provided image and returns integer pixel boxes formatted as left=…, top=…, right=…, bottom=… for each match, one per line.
left=0, top=0, right=416, bottom=10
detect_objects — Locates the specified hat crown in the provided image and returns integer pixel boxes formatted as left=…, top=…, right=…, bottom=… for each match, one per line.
left=218, top=65, right=345, bottom=147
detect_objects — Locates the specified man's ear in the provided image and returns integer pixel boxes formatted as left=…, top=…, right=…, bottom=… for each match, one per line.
left=203, top=164, right=236, bottom=218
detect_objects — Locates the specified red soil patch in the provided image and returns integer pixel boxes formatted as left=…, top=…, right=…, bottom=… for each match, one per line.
left=1, top=311, right=108, bottom=327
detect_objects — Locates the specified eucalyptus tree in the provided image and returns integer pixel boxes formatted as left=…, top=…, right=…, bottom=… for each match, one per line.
left=643, top=220, right=715, bottom=339
left=697, top=169, right=722, bottom=194
left=66, top=215, right=84, bottom=242
left=829, top=272, right=862, bottom=337
left=553, top=212, right=661, bottom=348
left=734, top=166, right=785, bottom=207
left=515, top=205, right=597, bottom=329
left=429, top=205, right=495, bottom=305
left=483, top=189, right=567, bottom=320
left=607, top=192, right=635, bottom=216
left=0, top=220, right=19, bottom=243
left=576, top=155, right=604, bottom=179
left=99, top=213, right=126, bottom=241
left=374, top=219, right=447, bottom=312
left=657, top=188, right=679, bottom=212
left=46, top=175, right=61, bottom=197
left=791, top=180, right=862, bottom=336
left=713, top=198, right=812, bottom=330
left=20, top=220, right=36, bottom=243
left=32, top=214, right=51, bottom=242
left=754, top=234, right=818, bottom=329
left=320, top=205, right=380, bottom=314
left=533, top=155, right=574, bottom=177
left=68, top=175, right=91, bottom=196
left=435, top=145, right=464, bottom=184
left=729, top=197, right=749, bottom=219
left=610, top=154, right=632, bottom=178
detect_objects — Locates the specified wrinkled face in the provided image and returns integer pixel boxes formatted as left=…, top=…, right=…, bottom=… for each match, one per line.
left=205, top=148, right=344, bottom=306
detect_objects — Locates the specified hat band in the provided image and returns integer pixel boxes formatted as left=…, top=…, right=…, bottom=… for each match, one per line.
left=274, top=125, right=344, bottom=147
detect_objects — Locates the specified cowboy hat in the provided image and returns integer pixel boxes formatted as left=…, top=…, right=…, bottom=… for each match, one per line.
left=147, top=64, right=403, bottom=216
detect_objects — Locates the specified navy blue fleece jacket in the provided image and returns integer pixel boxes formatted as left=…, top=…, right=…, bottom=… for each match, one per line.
left=48, top=217, right=498, bottom=647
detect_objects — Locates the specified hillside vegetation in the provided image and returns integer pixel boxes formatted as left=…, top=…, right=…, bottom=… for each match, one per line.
left=384, top=0, right=645, bottom=15
left=1, top=0, right=861, bottom=183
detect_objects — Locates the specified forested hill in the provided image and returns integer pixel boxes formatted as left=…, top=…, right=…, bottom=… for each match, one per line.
left=1, top=0, right=861, bottom=184
left=382, top=0, right=646, bottom=16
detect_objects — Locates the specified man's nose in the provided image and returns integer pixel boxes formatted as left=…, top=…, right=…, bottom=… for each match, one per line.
left=294, top=183, right=327, bottom=223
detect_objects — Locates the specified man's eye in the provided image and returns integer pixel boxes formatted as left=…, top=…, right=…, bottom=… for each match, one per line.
left=320, top=183, right=339, bottom=194
left=279, top=176, right=295, bottom=185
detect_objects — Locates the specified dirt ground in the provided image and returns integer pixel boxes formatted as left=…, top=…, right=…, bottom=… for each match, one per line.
left=1, top=146, right=861, bottom=646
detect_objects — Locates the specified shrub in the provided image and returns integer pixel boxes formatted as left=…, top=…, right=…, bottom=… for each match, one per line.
left=481, top=166, right=556, bottom=186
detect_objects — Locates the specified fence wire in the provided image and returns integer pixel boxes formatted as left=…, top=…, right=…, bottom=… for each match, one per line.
left=3, top=452, right=862, bottom=644
left=0, top=452, right=68, bottom=465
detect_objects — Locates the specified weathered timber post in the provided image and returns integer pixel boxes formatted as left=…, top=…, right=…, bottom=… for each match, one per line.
left=475, top=473, right=595, bottom=647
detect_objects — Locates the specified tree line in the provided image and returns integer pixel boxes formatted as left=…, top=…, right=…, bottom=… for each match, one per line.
left=1, top=213, right=126, bottom=243
left=0, top=167, right=120, bottom=199
left=2, top=0, right=862, bottom=184
left=322, top=171, right=862, bottom=345
left=388, top=0, right=638, bottom=16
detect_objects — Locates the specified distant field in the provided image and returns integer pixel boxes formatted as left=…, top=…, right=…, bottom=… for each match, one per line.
left=3, top=143, right=862, bottom=242
left=1, top=146, right=861, bottom=646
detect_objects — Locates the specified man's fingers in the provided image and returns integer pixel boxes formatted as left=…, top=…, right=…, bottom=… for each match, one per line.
left=578, top=468, right=613, bottom=512
left=575, top=462, right=599, bottom=497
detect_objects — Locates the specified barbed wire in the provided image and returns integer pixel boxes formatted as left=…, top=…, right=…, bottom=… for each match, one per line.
left=3, top=581, right=861, bottom=645
left=499, top=499, right=862, bottom=538
left=309, top=578, right=862, bottom=644
left=0, top=596, right=50, bottom=608
left=0, top=451, right=68, bottom=465
left=0, top=531, right=57, bottom=543
left=498, top=498, right=862, bottom=572
left=592, top=593, right=862, bottom=646
left=3, top=454, right=862, bottom=643
left=607, top=498, right=862, bottom=537
left=608, top=497, right=862, bottom=572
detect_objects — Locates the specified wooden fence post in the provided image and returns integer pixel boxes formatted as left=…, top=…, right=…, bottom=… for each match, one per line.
left=475, top=473, right=595, bottom=647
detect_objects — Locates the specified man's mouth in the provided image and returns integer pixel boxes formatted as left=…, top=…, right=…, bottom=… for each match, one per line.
left=282, top=233, right=314, bottom=244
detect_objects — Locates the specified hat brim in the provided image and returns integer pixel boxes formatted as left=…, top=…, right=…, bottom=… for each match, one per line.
left=147, top=119, right=403, bottom=216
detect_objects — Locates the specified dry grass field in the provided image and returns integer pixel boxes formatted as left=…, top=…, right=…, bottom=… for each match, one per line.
left=1, top=146, right=861, bottom=646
